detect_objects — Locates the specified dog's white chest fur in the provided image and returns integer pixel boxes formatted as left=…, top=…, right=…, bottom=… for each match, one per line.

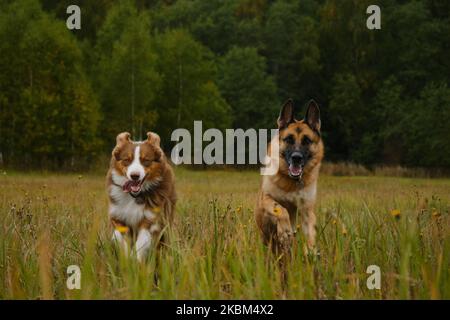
left=109, top=170, right=155, bottom=228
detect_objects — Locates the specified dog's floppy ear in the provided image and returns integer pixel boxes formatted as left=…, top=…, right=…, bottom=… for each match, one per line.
left=277, top=99, right=295, bottom=129
left=146, top=131, right=161, bottom=147
left=304, top=99, right=321, bottom=132
left=146, top=131, right=162, bottom=161
left=116, top=132, right=131, bottom=145
left=113, top=132, right=131, bottom=160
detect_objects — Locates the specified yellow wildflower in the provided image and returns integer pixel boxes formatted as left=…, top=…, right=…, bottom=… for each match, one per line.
left=273, top=206, right=282, bottom=217
left=115, top=225, right=129, bottom=234
left=152, top=206, right=161, bottom=213
left=390, top=209, right=401, bottom=219
left=432, top=209, right=441, bottom=219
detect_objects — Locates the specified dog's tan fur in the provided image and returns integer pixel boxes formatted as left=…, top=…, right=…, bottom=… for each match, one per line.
left=255, top=99, right=324, bottom=253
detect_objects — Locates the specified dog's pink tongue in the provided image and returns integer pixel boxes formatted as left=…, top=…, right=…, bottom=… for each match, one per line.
left=130, top=184, right=140, bottom=193
left=289, top=164, right=303, bottom=176
left=123, top=181, right=132, bottom=193
left=123, top=180, right=140, bottom=193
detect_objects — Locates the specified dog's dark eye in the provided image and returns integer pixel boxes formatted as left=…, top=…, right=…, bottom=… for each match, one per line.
left=302, top=136, right=312, bottom=145
left=142, top=159, right=151, bottom=166
left=284, top=135, right=295, bottom=145
left=122, top=158, right=131, bottom=166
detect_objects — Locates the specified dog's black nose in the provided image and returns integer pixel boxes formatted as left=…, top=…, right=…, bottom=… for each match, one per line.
left=291, top=152, right=303, bottom=164
left=130, top=173, right=140, bottom=181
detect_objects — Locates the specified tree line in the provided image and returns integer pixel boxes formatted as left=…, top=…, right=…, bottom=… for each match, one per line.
left=0, top=0, right=449, bottom=169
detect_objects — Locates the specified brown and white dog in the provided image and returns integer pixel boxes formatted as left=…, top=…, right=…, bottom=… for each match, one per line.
left=255, top=99, right=324, bottom=254
left=106, top=131, right=176, bottom=262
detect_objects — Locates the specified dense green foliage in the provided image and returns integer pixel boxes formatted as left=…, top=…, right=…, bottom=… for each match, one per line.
left=0, top=0, right=449, bottom=169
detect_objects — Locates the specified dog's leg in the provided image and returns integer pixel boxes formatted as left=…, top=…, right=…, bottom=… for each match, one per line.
left=135, top=228, right=152, bottom=262
left=111, top=219, right=130, bottom=256
left=258, top=194, right=294, bottom=253
left=136, top=216, right=163, bottom=263
left=112, top=229, right=129, bottom=255
left=256, top=194, right=294, bottom=292
left=300, top=203, right=317, bottom=252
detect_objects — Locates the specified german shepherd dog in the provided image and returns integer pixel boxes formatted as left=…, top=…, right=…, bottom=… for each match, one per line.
left=255, top=99, right=324, bottom=254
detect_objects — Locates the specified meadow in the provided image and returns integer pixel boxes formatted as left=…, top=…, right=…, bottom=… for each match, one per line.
left=0, top=168, right=449, bottom=299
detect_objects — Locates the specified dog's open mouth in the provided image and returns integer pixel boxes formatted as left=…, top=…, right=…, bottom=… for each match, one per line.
left=288, top=163, right=303, bottom=179
left=123, top=180, right=144, bottom=194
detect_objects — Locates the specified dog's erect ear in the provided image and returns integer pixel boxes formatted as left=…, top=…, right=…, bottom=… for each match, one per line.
left=146, top=131, right=161, bottom=147
left=113, top=132, right=131, bottom=160
left=277, top=99, right=295, bottom=129
left=304, top=100, right=321, bottom=132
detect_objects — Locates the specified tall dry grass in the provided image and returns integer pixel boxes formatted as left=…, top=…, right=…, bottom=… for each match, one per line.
left=0, top=169, right=449, bottom=299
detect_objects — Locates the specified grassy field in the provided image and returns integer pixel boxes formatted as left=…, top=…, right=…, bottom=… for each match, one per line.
left=0, top=168, right=449, bottom=299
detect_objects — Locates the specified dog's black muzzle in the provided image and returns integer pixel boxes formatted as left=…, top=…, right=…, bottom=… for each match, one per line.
left=290, top=151, right=304, bottom=166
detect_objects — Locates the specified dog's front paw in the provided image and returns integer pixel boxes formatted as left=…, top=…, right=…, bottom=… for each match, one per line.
left=303, top=244, right=319, bottom=259
left=273, top=206, right=293, bottom=251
